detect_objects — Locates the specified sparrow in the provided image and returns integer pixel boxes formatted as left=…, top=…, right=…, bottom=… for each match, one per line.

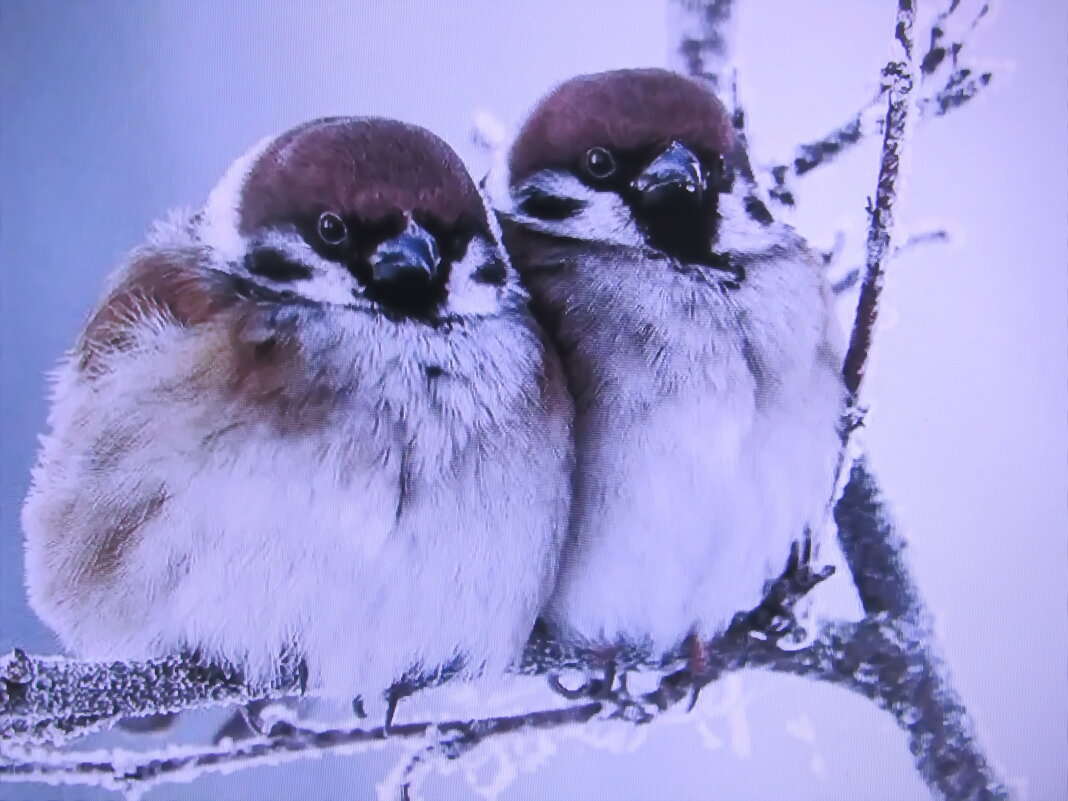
left=22, top=117, right=572, bottom=715
left=499, top=68, right=845, bottom=664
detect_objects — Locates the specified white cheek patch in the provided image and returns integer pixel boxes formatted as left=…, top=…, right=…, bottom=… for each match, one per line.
left=511, top=170, right=645, bottom=249
left=714, top=185, right=791, bottom=255
left=239, top=230, right=361, bottom=307
left=199, top=133, right=277, bottom=264
left=446, top=236, right=509, bottom=317
left=571, top=188, right=645, bottom=249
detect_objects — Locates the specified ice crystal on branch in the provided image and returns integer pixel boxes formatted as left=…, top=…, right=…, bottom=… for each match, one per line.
left=765, top=0, right=997, bottom=207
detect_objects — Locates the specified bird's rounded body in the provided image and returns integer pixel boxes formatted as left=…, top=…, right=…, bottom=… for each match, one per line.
left=503, top=69, right=844, bottom=656
left=23, top=118, right=572, bottom=700
left=517, top=226, right=842, bottom=653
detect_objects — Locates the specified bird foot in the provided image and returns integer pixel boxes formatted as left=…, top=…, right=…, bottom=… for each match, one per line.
left=547, top=660, right=617, bottom=700
left=588, top=661, right=617, bottom=699
left=643, top=634, right=716, bottom=713
left=644, top=667, right=694, bottom=712
left=384, top=681, right=417, bottom=733
left=547, top=672, right=594, bottom=699
left=684, top=633, right=710, bottom=712
left=733, top=537, right=835, bottom=644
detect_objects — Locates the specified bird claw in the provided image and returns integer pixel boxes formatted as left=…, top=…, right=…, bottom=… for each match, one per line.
left=275, top=650, right=309, bottom=696
left=384, top=680, right=419, bottom=732
left=686, top=676, right=709, bottom=712
left=644, top=668, right=695, bottom=712
left=384, top=689, right=403, bottom=733
left=734, top=537, right=835, bottom=643
left=239, top=701, right=267, bottom=736
left=548, top=672, right=594, bottom=700
left=785, top=536, right=835, bottom=591
left=588, top=662, right=617, bottom=699
left=681, top=632, right=711, bottom=712
left=351, top=696, right=367, bottom=719
left=548, top=657, right=617, bottom=701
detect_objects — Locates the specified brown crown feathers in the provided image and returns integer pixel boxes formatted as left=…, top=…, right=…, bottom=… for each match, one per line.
left=508, top=68, right=740, bottom=186
left=239, top=117, right=491, bottom=239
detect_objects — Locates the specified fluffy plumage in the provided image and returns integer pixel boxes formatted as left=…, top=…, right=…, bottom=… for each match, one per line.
left=502, top=69, right=844, bottom=656
left=23, top=117, right=572, bottom=704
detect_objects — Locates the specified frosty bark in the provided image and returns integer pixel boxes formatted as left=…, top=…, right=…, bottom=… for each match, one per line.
left=0, top=650, right=303, bottom=746
left=832, top=230, right=951, bottom=295
left=766, top=0, right=994, bottom=206
left=0, top=464, right=1011, bottom=800
left=675, top=1, right=1011, bottom=799
left=777, top=459, right=1011, bottom=801
left=842, top=0, right=917, bottom=398
left=2, top=702, right=604, bottom=795
left=667, top=0, right=736, bottom=95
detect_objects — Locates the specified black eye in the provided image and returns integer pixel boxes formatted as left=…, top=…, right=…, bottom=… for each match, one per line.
left=317, top=212, right=347, bottom=245
left=584, top=147, right=616, bottom=179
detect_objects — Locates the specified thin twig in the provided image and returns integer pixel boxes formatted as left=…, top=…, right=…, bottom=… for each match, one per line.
left=920, top=0, right=991, bottom=77
left=669, top=1, right=763, bottom=187
left=843, top=0, right=918, bottom=399
left=668, top=0, right=737, bottom=95
left=766, top=0, right=993, bottom=206
left=1, top=700, right=604, bottom=797
left=832, top=229, right=950, bottom=294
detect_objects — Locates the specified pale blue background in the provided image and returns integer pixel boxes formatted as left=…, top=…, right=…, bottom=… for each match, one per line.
left=2, top=2, right=1064, bottom=799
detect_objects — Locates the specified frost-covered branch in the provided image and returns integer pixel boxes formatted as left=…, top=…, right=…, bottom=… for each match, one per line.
left=667, top=0, right=761, bottom=185
left=765, top=0, right=994, bottom=206
left=842, top=0, right=918, bottom=398
left=920, top=0, right=991, bottom=77
left=667, top=0, right=736, bottom=96
left=665, top=0, right=993, bottom=206
left=0, top=462, right=1010, bottom=801
left=0, top=650, right=303, bottom=748
left=832, top=229, right=950, bottom=294
left=1, top=698, right=604, bottom=797
left=785, top=459, right=1008, bottom=801
left=667, top=3, right=1008, bottom=799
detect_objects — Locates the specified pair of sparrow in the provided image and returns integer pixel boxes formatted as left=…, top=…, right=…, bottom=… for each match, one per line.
left=22, top=69, right=845, bottom=716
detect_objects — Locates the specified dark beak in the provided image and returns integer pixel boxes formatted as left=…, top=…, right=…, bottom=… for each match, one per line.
left=369, top=220, right=441, bottom=287
left=630, top=141, right=705, bottom=207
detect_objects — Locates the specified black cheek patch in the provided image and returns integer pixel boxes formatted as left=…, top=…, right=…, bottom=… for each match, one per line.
left=707, top=252, right=746, bottom=289
left=253, top=337, right=277, bottom=360
left=226, top=272, right=303, bottom=304
left=244, top=248, right=313, bottom=282
left=471, top=257, right=508, bottom=286
left=744, top=195, right=774, bottom=226
left=518, top=188, right=586, bottom=221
